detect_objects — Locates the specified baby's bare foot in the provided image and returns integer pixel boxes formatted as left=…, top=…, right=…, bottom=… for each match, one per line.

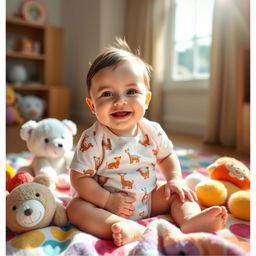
left=181, top=206, right=228, bottom=233
left=111, top=220, right=145, bottom=246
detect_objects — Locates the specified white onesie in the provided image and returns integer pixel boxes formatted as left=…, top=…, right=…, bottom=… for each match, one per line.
left=70, top=118, right=173, bottom=220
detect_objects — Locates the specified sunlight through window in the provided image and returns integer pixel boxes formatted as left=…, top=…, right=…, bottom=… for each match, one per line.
left=172, top=0, right=215, bottom=81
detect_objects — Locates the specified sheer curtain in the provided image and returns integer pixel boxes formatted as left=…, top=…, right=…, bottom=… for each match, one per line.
left=124, top=0, right=170, bottom=123
left=204, top=0, right=250, bottom=146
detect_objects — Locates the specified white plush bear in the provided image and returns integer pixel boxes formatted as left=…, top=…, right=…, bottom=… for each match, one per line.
left=18, top=118, right=77, bottom=189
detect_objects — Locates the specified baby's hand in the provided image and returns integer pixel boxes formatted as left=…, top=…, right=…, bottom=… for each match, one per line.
left=165, top=180, right=197, bottom=203
left=104, top=192, right=136, bottom=218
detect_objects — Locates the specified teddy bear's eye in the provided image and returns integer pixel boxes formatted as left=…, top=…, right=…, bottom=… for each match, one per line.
left=12, top=206, right=17, bottom=211
left=44, top=138, right=49, bottom=143
left=61, top=136, right=64, bottom=139
left=35, top=193, right=40, bottom=197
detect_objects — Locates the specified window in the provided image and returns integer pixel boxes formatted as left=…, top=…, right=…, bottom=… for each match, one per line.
left=169, top=0, right=215, bottom=81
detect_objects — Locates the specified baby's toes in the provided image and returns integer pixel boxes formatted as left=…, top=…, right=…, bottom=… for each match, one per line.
left=113, top=235, right=122, bottom=246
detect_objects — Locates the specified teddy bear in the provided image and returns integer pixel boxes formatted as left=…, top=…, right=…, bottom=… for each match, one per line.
left=185, top=157, right=250, bottom=221
left=6, top=86, right=24, bottom=125
left=6, top=175, right=68, bottom=233
left=18, top=118, right=77, bottom=189
left=17, top=94, right=46, bottom=121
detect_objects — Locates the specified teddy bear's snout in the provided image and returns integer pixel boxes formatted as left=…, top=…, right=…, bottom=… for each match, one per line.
left=45, top=140, right=66, bottom=156
left=24, top=208, right=33, bottom=216
left=16, top=199, right=45, bottom=228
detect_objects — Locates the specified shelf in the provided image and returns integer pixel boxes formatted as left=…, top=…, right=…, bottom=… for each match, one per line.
left=6, top=17, right=69, bottom=119
left=6, top=17, right=45, bottom=29
left=6, top=51, right=45, bottom=60
left=7, top=84, right=49, bottom=91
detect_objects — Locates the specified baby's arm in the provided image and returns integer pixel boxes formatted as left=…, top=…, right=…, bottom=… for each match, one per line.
left=70, top=170, right=135, bottom=218
left=157, top=152, right=197, bottom=202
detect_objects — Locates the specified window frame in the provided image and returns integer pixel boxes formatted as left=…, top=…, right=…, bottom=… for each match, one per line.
left=163, top=0, right=213, bottom=91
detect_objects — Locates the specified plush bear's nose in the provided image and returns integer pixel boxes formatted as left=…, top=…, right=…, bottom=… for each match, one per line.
left=58, top=143, right=63, bottom=148
left=24, top=208, right=33, bottom=216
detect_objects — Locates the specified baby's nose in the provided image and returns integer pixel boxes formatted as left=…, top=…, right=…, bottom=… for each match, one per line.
left=114, top=95, right=127, bottom=106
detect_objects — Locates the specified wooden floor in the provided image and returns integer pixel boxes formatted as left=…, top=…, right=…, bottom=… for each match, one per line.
left=6, top=124, right=250, bottom=163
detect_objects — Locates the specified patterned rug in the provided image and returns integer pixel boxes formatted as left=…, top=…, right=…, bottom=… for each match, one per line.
left=6, top=149, right=250, bottom=255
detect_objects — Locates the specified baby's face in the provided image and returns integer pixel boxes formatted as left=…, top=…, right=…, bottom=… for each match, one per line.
left=86, top=60, right=151, bottom=136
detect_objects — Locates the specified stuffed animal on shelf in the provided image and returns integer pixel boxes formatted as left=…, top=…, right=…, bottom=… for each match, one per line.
left=18, top=118, right=77, bottom=190
left=17, top=95, right=46, bottom=121
left=185, top=157, right=250, bottom=221
left=6, top=86, right=24, bottom=125
left=6, top=175, right=68, bottom=233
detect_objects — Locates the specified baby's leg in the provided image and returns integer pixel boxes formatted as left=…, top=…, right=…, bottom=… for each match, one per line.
left=151, top=182, right=228, bottom=233
left=170, top=195, right=228, bottom=233
left=66, top=197, right=145, bottom=246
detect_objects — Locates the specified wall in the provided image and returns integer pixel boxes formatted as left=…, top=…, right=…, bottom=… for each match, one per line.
left=163, top=88, right=209, bottom=136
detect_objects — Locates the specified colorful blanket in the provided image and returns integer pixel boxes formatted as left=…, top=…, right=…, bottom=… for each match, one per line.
left=6, top=149, right=250, bottom=255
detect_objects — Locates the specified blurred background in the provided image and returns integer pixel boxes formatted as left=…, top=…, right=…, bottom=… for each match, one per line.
left=6, top=0, right=250, bottom=160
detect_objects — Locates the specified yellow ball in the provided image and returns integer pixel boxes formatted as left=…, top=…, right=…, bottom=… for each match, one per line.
left=195, top=180, right=227, bottom=206
left=228, top=190, right=250, bottom=221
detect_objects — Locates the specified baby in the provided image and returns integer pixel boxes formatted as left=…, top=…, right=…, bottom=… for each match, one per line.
left=67, top=38, right=227, bottom=246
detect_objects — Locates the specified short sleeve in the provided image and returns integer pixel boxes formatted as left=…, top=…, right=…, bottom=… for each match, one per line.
left=70, top=131, right=101, bottom=177
left=149, top=121, right=174, bottom=160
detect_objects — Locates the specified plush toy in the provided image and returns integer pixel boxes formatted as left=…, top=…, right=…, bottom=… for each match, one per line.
left=186, top=157, right=250, bottom=221
left=7, top=171, right=34, bottom=192
left=17, top=95, right=46, bottom=121
left=6, top=86, right=24, bottom=125
left=18, top=118, right=77, bottom=189
left=6, top=175, right=68, bottom=233
left=6, top=164, right=16, bottom=190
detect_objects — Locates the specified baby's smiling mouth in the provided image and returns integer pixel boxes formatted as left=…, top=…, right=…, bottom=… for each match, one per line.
left=111, top=111, right=131, bottom=118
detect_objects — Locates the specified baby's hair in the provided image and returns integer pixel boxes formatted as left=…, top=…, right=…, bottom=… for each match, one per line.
left=86, top=38, right=152, bottom=92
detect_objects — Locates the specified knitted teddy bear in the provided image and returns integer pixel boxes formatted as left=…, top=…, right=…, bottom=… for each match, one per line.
left=18, top=118, right=77, bottom=189
left=6, top=175, right=68, bottom=233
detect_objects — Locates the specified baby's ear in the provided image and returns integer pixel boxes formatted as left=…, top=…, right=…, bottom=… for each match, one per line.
left=145, top=91, right=152, bottom=106
left=85, top=97, right=95, bottom=113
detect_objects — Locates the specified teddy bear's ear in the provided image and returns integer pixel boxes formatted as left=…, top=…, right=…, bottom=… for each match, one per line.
left=34, top=175, right=51, bottom=187
left=20, top=120, right=38, bottom=141
left=62, top=119, right=77, bottom=135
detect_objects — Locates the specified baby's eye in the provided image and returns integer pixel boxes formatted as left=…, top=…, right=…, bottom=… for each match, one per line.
left=127, top=89, right=138, bottom=95
left=101, top=91, right=113, bottom=97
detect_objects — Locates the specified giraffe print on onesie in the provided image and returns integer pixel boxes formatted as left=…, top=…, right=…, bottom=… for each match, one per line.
left=70, top=118, right=173, bottom=220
